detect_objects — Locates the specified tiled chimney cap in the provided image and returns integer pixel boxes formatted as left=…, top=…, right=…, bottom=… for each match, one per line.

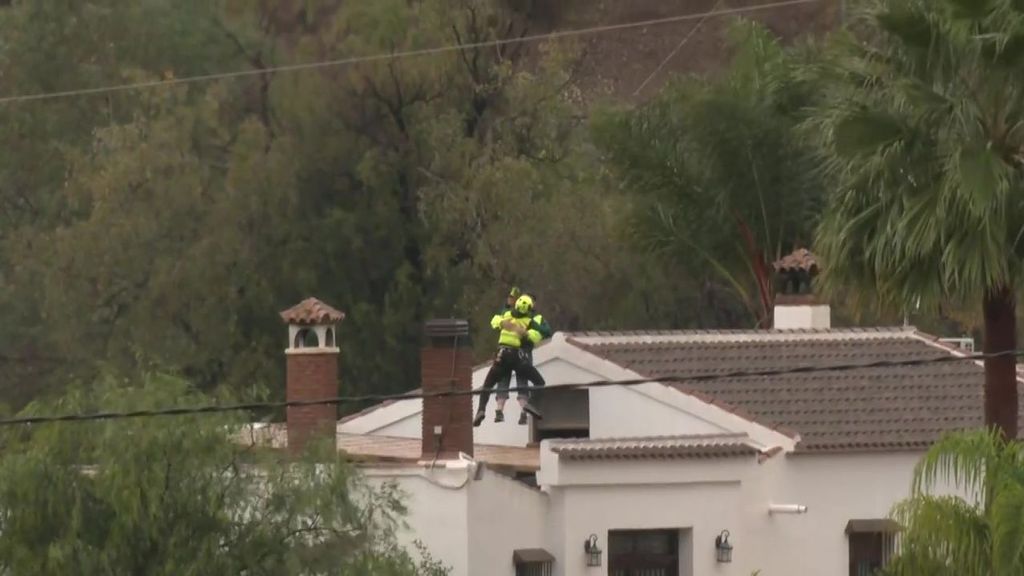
left=280, top=297, right=345, bottom=325
left=773, top=248, right=819, bottom=275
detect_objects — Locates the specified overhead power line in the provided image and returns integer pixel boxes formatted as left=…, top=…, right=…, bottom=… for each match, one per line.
left=633, top=0, right=724, bottom=96
left=0, top=0, right=820, bottom=105
left=0, top=349, right=1015, bottom=427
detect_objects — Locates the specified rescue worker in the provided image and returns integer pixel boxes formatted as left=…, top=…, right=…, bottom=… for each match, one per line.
left=494, top=288, right=552, bottom=424
left=474, top=294, right=546, bottom=427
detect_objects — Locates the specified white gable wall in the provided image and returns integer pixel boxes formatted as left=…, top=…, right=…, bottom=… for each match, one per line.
left=366, top=412, right=421, bottom=438
left=590, top=385, right=734, bottom=438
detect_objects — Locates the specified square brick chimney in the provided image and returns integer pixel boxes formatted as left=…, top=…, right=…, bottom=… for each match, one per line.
left=280, top=297, right=345, bottom=454
left=772, top=248, right=830, bottom=330
left=421, top=319, right=474, bottom=461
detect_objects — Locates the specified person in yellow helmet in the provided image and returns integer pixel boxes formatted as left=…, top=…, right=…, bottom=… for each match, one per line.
left=474, top=293, right=546, bottom=427
left=494, top=287, right=552, bottom=424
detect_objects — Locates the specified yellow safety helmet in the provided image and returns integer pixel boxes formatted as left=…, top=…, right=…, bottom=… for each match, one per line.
left=514, top=294, right=534, bottom=315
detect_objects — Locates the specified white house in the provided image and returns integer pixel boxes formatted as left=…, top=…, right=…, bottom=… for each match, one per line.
left=274, top=284, right=1021, bottom=576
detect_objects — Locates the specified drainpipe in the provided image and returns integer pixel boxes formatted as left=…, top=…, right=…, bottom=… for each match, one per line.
left=769, top=503, right=809, bottom=515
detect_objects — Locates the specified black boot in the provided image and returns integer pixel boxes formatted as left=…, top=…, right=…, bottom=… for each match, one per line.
left=473, top=410, right=486, bottom=427
left=522, top=402, right=543, bottom=421
left=518, top=411, right=528, bottom=425
left=494, top=409, right=504, bottom=423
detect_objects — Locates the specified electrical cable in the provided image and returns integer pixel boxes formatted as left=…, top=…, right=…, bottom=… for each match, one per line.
left=633, top=0, right=724, bottom=96
left=0, top=0, right=821, bottom=105
left=0, top=349, right=1016, bottom=427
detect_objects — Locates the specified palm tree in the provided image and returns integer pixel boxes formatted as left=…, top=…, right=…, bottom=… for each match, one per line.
left=887, top=430, right=1024, bottom=575
left=809, top=0, right=1024, bottom=438
left=595, top=20, right=824, bottom=328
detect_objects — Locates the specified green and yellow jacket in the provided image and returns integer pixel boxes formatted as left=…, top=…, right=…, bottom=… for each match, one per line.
left=490, top=305, right=552, bottom=350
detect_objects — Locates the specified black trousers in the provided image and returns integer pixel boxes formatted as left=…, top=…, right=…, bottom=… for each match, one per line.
left=496, top=348, right=534, bottom=401
left=477, top=347, right=545, bottom=413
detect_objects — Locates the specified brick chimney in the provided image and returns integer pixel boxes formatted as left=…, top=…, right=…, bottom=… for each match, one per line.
left=421, top=319, right=474, bottom=461
left=772, top=248, right=830, bottom=330
left=280, top=297, right=345, bottom=454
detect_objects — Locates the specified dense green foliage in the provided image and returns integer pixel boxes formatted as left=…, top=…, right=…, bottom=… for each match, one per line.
left=809, top=0, right=1024, bottom=315
left=808, top=0, right=1024, bottom=436
left=0, top=0, right=694, bottom=409
left=595, top=21, right=825, bottom=328
left=0, top=375, right=449, bottom=575
left=886, top=430, right=1024, bottom=576
left=0, top=0, right=994, bottom=416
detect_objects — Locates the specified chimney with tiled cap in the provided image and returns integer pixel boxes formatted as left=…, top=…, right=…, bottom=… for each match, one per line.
left=772, top=248, right=830, bottom=330
left=280, top=297, right=344, bottom=454
left=421, top=319, right=474, bottom=461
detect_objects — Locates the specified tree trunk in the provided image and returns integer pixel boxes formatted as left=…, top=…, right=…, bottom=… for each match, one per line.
left=983, top=286, right=1018, bottom=440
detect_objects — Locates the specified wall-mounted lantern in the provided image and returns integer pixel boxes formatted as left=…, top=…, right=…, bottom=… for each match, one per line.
left=715, top=530, right=733, bottom=563
left=584, top=534, right=602, bottom=567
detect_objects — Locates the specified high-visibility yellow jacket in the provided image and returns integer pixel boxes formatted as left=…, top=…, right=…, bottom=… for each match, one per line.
left=490, top=310, right=543, bottom=348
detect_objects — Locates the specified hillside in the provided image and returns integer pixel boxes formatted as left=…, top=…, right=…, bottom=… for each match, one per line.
left=526, top=0, right=841, bottom=102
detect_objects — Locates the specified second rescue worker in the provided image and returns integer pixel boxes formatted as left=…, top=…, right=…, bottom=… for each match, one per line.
left=494, top=287, right=552, bottom=424
left=474, top=294, right=546, bottom=426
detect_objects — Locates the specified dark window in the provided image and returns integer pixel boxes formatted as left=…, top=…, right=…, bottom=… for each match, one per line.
left=294, top=328, right=319, bottom=348
left=531, top=388, right=589, bottom=442
left=847, top=520, right=898, bottom=576
left=325, top=327, right=335, bottom=347
left=513, top=549, right=554, bottom=576
left=609, top=529, right=679, bottom=576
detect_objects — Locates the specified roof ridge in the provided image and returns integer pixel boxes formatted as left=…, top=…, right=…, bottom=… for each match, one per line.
left=547, top=432, right=750, bottom=445
left=566, top=326, right=912, bottom=336
left=565, top=327, right=917, bottom=347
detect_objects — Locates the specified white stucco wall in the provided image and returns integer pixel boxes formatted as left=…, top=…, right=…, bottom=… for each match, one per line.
left=545, top=452, right=757, bottom=576
left=363, top=446, right=962, bottom=576
left=368, top=413, right=422, bottom=438
left=543, top=449, right=961, bottom=576
left=551, top=482, right=744, bottom=576
left=364, top=464, right=550, bottom=576
left=743, top=451, right=958, bottom=576
left=467, top=468, right=550, bottom=576
left=773, top=304, right=831, bottom=330
left=363, top=467, right=471, bottom=576
left=589, top=385, right=733, bottom=439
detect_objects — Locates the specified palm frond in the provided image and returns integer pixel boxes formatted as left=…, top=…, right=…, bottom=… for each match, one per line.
left=888, top=430, right=1024, bottom=575
left=991, top=478, right=1024, bottom=574
left=892, top=495, right=988, bottom=574
left=810, top=0, right=1024, bottom=312
left=912, top=429, right=1003, bottom=500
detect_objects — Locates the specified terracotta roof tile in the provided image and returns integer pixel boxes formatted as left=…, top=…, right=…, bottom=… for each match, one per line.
left=550, top=434, right=760, bottom=460
left=571, top=332, right=1023, bottom=453
left=280, top=297, right=345, bottom=325
left=773, top=248, right=819, bottom=273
